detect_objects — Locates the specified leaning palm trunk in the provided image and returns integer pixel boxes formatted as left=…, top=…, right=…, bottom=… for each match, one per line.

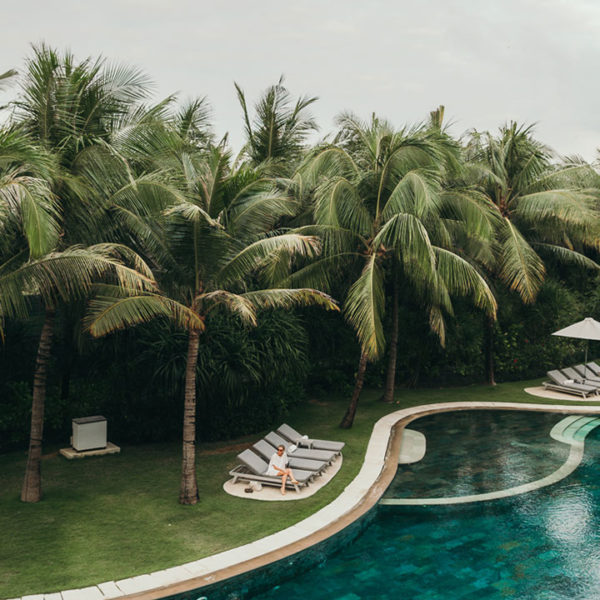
left=21, top=308, right=55, bottom=503
left=382, top=270, right=400, bottom=404
left=340, top=351, right=369, bottom=429
left=179, top=329, right=201, bottom=505
left=484, top=315, right=496, bottom=386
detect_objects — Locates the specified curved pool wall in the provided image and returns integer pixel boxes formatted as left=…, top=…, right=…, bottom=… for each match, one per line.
left=164, top=509, right=379, bottom=600
left=15, top=401, right=600, bottom=600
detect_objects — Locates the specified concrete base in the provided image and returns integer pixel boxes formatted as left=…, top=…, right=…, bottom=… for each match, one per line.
left=59, top=442, right=121, bottom=459
left=223, top=455, right=343, bottom=501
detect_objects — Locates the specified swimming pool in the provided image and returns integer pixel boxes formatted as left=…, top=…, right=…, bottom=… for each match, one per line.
left=253, top=410, right=600, bottom=599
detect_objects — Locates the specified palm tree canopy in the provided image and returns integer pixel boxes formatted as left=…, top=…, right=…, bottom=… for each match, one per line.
left=235, top=76, right=318, bottom=173
left=301, top=112, right=496, bottom=359
left=464, top=122, right=600, bottom=302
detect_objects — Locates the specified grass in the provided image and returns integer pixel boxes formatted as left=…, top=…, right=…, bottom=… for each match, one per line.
left=2, top=378, right=598, bottom=598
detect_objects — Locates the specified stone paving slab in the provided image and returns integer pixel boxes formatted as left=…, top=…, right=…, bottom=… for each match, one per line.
left=97, top=582, right=124, bottom=598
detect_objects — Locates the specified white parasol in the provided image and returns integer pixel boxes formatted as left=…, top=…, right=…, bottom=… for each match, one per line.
left=552, top=317, right=600, bottom=377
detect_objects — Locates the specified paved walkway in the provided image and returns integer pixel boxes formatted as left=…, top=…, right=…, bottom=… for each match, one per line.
left=11, top=399, right=600, bottom=600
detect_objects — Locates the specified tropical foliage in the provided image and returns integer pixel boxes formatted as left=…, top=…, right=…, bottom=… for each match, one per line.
left=2, top=46, right=600, bottom=507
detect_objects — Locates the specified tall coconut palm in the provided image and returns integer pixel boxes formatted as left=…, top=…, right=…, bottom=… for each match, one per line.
left=296, top=113, right=497, bottom=427
left=7, top=45, right=172, bottom=502
left=235, top=76, right=318, bottom=175
left=87, top=142, right=337, bottom=504
left=464, top=123, right=600, bottom=383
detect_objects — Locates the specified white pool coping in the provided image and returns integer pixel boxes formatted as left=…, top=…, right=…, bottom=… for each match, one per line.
left=10, top=400, right=600, bottom=600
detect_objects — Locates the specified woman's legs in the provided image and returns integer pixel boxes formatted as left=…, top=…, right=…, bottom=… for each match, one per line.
left=279, top=468, right=299, bottom=494
left=287, top=468, right=299, bottom=484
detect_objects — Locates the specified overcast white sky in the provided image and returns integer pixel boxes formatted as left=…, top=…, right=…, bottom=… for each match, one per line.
left=3, top=0, right=600, bottom=159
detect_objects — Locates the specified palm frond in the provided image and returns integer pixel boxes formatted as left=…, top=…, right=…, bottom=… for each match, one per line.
left=382, top=170, right=442, bottom=221
left=276, top=251, right=361, bottom=291
left=236, top=77, right=318, bottom=167
left=497, top=218, right=545, bottom=303
left=228, top=181, right=297, bottom=235
left=0, top=244, right=154, bottom=319
left=515, top=190, right=598, bottom=226
left=434, top=247, right=497, bottom=317
left=428, top=305, right=447, bottom=347
left=0, top=169, right=60, bottom=257
left=374, top=212, right=436, bottom=268
left=164, top=200, right=220, bottom=228
left=313, top=177, right=372, bottom=236
left=200, top=290, right=256, bottom=325
left=86, top=292, right=204, bottom=337
left=300, top=146, right=358, bottom=186
left=243, top=288, right=338, bottom=313
left=344, top=253, right=385, bottom=359
left=439, top=189, right=498, bottom=240
left=217, top=234, right=321, bottom=286
left=532, top=243, right=600, bottom=271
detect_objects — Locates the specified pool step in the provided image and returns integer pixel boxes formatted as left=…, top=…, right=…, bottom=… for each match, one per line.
left=550, top=415, right=600, bottom=445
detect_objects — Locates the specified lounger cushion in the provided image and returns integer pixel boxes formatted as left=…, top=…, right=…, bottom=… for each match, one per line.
left=251, top=440, right=327, bottom=473
left=265, top=431, right=337, bottom=463
left=277, top=423, right=345, bottom=453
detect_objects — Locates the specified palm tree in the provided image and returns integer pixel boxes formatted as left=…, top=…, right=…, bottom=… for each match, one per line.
left=297, top=112, right=497, bottom=427
left=235, top=76, right=318, bottom=175
left=6, top=45, right=171, bottom=502
left=464, top=123, right=600, bottom=383
left=87, top=142, right=337, bottom=504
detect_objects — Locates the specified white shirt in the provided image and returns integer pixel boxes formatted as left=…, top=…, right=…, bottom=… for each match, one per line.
left=266, top=451, right=288, bottom=475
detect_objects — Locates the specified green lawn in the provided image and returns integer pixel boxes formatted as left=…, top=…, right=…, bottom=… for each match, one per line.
left=2, top=379, right=597, bottom=598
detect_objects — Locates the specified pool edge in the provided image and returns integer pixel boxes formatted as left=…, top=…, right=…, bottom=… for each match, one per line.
left=17, top=400, right=600, bottom=600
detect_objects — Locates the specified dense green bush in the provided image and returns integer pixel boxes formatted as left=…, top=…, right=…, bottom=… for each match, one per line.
left=0, top=308, right=310, bottom=450
left=1, top=272, right=598, bottom=453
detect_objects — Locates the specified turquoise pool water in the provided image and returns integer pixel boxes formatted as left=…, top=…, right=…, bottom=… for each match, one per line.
left=254, top=411, right=600, bottom=599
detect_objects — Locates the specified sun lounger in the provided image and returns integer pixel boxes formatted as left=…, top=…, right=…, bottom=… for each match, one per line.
left=277, top=423, right=345, bottom=453
left=265, top=431, right=337, bottom=465
left=544, top=370, right=599, bottom=398
left=560, top=367, right=600, bottom=387
left=568, top=365, right=600, bottom=385
left=251, top=440, right=328, bottom=473
left=585, top=362, right=600, bottom=377
left=229, top=449, right=313, bottom=492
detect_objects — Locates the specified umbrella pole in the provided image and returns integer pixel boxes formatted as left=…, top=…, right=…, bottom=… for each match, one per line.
left=585, top=343, right=589, bottom=379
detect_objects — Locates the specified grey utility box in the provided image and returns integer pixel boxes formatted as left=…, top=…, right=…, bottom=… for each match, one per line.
left=72, top=416, right=107, bottom=451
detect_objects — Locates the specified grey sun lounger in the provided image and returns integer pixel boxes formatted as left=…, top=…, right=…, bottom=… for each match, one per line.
left=277, top=423, right=345, bottom=453
left=544, top=370, right=599, bottom=398
left=585, top=362, right=600, bottom=377
left=572, top=365, right=600, bottom=383
left=251, top=439, right=328, bottom=474
left=229, top=449, right=313, bottom=492
left=265, top=431, right=337, bottom=465
left=563, top=366, right=600, bottom=387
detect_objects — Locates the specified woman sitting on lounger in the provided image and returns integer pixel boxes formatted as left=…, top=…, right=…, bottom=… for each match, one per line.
left=267, top=445, right=299, bottom=494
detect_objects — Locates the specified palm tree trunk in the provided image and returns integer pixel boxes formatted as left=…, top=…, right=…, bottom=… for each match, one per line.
left=382, top=269, right=399, bottom=403
left=21, top=307, right=55, bottom=503
left=484, top=315, right=496, bottom=386
left=340, top=351, right=369, bottom=429
left=180, top=328, right=200, bottom=505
